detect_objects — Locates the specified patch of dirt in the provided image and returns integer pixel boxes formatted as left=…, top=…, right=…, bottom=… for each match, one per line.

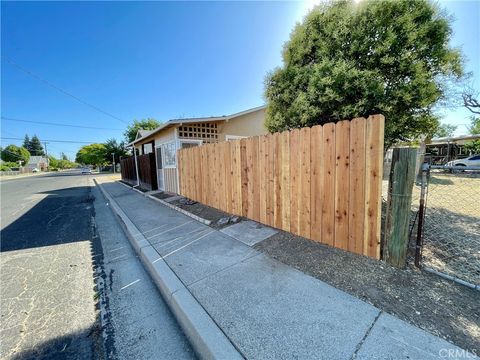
left=151, top=192, right=175, bottom=200
left=170, top=199, right=238, bottom=229
left=254, top=231, right=480, bottom=353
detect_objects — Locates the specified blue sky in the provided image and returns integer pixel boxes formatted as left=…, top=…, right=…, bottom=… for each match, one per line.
left=1, top=1, right=479, bottom=159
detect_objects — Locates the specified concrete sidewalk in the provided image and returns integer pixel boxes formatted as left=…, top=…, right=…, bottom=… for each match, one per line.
left=96, top=178, right=472, bottom=360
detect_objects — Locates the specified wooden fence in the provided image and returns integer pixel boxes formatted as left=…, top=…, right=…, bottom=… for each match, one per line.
left=120, top=153, right=158, bottom=191
left=178, top=115, right=384, bottom=258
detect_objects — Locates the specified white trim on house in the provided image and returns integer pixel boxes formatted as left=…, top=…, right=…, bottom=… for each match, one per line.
left=175, top=128, right=180, bottom=194
left=154, top=143, right=165, bottom=191
left=225, top=135, right=248, bottom=141
left=225, top=105, right=266, bottom=121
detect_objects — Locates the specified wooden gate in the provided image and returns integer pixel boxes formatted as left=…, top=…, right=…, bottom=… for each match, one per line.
left=178, top=115, right=384, bottom=258
left=120, top=153, right=158, bottom=191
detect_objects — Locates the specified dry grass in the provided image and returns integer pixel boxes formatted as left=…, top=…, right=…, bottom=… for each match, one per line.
left=383, top=171, right=480, bottom=286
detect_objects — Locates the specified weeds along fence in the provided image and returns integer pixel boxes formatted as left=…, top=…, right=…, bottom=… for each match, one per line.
left=178, top=115, right=385, bottom=258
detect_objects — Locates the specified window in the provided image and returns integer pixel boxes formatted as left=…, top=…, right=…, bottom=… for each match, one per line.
left=143, top=143, right=153, bottom=154
left=155, top=147, right=163, bottom=169
left=469, top=155, right=480, bottom=160
left=180, top=140, right=202, bottom=149
left=162, top=142, right=176, bottom=167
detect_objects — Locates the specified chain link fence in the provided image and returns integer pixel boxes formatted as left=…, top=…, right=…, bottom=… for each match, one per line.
left=417, top=166, right=480, bottom=288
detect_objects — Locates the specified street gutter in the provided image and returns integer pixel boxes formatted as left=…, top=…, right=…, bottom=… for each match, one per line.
left=94, top=178, right=243, bottom=360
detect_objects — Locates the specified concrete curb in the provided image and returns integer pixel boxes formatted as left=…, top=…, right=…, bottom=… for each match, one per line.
left=94, top=178, right=242, bottom=360
left=117, top=180, right=212, bottom=226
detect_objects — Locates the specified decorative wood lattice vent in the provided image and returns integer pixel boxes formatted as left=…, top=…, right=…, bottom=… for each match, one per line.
left=178, top=123, right=219, bottom=143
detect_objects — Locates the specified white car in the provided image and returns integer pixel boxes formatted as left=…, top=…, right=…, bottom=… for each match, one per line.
left=446, top=154, right=480, bottom=168
left=81, top=167, right=92, bottom=174
left=32, top=168, right=39, bottom=173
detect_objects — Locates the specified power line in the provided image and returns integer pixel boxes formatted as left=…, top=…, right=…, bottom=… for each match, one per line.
left=2, top=56, right=129, bottom=125
left=1, top=116, right=123, bottom=131
left=1, top=137, right=96, bottom=144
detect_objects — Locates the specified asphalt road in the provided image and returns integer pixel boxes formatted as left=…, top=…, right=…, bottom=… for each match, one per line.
left=0, top=171, right=194, bottom=360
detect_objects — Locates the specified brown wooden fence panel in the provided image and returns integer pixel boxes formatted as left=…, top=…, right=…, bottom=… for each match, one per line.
left=177, top=115, right=385, bottom=258
left=120, top=155, right=137, bottom=185
left=120, top=153, right=157, bottom=191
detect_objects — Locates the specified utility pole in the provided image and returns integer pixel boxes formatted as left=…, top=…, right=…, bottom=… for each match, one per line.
left=112, top=153, right=115, bottom=173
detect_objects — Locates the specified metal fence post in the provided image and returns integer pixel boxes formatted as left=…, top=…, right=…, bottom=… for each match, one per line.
left=414, top=163, right=429, bottom=268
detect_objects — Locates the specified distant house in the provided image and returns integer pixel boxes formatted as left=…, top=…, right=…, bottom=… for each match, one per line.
left=28, top=156, right=48, bottom=171
left=127, top=105, right=267, bottom=193
left=426, top=134, right=480, bottom=164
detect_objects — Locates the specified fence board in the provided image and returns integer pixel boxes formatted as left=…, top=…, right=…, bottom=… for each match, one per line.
left=231, top=140, right=242, bottom=215
left=364, top=115, right=385, bottom=258
left=310, top=125, right=323, bottom=242
left=240, top=139, right=248, bottom=217
left=299, top=127, right=311, bottom=239
left=120, top=153, right=157, bottom=191
left=289, top=129, right=300, bottom=235
left=281, top=131, right=291, bottom=231
left=177, top=116, right=384, bottom=259
left=259, top=135, right=267, bottom=224
left=334, top=120, right=350, bottom=250
left=265, top=134, right=275, bottom=227
left=348, top=118, right=366, bottom=255
left=273, top=133, right=282, bottom=229
left=322, top=123, right=336, bottom=247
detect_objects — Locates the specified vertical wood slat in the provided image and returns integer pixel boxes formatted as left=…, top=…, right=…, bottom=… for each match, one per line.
left=289, top=129, right=300, bottom=235
left=259, top=135, right=267, bottom=224
left=176, top=116, right=385, bottom=259
left=299, top=127, right=311, bottom=239
left=246, top=137, right=254, bottom=220
left=224, top=141, right=232, bottom=214
left=251, top=136, right=260, bottom=222
left=240, top=139, right=248, bottom=217
left=334, top=120, right=350, bottom=250
left=273, top=133, right=282, bottom=229
left=281, top=131, right=291, bottom=232
left=265, top=134, right=275, bottom=227
left=322, top=123, right=336, bottom=247
left=310, top=125, right=323, bottom=243
left=348, top=118, right=366, bottom=255
left=364, top=115, right=385, bottom=259
left=231, top=140, right=242, bottom=216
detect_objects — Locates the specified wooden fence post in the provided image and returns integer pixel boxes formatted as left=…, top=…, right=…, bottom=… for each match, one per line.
left=384, top=147, right=417, bottom=268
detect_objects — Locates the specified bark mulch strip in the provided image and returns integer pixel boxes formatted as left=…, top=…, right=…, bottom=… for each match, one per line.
left=254, top=231, right=479, bottom=353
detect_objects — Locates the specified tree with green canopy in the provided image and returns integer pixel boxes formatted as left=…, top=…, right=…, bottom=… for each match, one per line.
left=22, top=135, right=30, bottom=151
left=433, top=124, right=457, bottom=138
left=467, top=116, right=480, bottom=135
left=124, top=118, right=161, bottom=143
left=28, top=135, right=45, bottom=155
left=49, top=155, right=77, bottom=169
left=103, top=138, right=128, bottom=164
left=1, top=145, right=30, bottom=165
left=75, top=143, right=107, bottom=166
left=264, top=0, right=464, bottom=148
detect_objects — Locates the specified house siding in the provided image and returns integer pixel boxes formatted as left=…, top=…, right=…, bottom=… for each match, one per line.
left=163, top=168, right=178, bottom=193
left=218, top=108, right=267, bottom=141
